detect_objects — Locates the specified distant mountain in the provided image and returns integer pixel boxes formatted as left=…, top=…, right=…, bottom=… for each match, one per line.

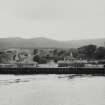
left=0, top=37, right=105, bottom=49
left=65, top=38, right=105, bottom=48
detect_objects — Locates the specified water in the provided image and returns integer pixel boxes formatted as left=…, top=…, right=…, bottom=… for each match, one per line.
left=0, top=74, right=105, bottom=105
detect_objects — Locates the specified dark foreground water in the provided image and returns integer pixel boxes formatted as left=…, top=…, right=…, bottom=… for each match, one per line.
left=0, top=74, right=105, bottom=105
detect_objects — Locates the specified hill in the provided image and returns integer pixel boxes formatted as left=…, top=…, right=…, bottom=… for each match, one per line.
left=0, top=37, right=105, bottom=49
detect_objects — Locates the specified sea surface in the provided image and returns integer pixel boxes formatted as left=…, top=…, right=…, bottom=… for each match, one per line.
left=0, top=74, right=105, bottom=105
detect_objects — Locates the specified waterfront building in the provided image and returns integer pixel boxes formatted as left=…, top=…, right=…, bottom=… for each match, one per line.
left=58, top=52, right=87, bottom=67
left=16, top=62, right=38, bottom=68
left=0, top=64, right=17, bottom=68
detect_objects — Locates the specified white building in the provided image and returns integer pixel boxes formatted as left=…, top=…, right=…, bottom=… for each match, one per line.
left=58, top=52, right=87, bottom=67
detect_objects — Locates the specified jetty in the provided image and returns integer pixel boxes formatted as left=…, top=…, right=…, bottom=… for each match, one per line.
left=0, top=67, right=105, bottom=74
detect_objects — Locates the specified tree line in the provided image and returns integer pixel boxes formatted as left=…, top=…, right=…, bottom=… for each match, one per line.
left=33, top=45, right=105, bottom=63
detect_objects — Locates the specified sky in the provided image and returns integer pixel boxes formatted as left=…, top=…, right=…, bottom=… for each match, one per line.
left=0, top=0, right=104, bottom=41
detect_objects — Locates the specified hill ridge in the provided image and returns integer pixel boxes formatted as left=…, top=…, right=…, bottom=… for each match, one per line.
left=0, top=37, right=105, bottom=49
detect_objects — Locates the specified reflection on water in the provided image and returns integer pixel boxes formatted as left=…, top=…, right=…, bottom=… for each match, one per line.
left=0, top=74, right=104, bottom=87
left=0, top=74, right=105, bottom=105
left=0, top=74, right=101, bottom=85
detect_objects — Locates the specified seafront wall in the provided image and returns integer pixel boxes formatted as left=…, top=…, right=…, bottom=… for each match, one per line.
left=0, top=67, right=105, bottom=74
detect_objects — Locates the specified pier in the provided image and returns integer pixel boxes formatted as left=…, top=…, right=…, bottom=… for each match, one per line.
left=0, top=67, right=105, bottom=74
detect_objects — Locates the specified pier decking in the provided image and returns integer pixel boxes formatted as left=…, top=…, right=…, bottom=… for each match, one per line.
left=0, top=67, right=105, bottom=74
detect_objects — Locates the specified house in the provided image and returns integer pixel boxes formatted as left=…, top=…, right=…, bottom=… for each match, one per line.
left=58, top=52, right=87, bottom=67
